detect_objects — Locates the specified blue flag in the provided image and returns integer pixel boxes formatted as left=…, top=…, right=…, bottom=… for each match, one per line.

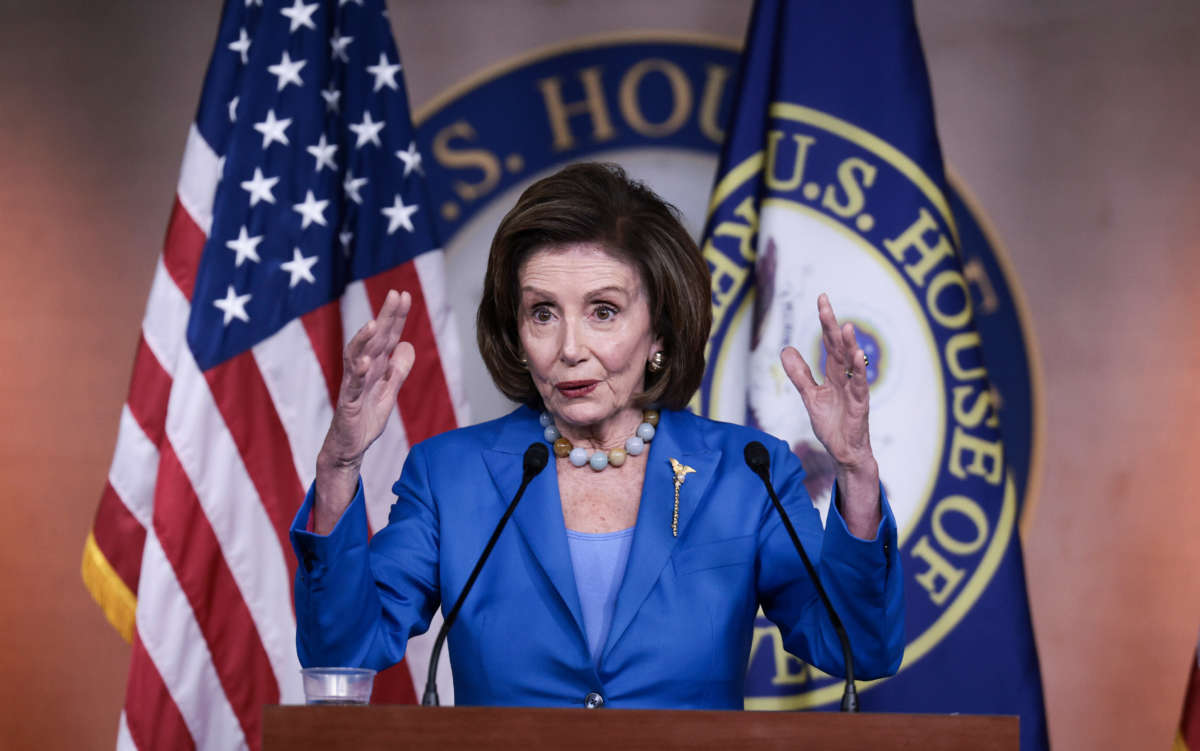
left=698, top=2, right=1049, bottom=748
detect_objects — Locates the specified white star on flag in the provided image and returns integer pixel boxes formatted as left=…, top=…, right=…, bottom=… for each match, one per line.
left=280, top=247, right=319, bottom=288
left=343, top=171, right=368, bottom=204
left=225, top=226, right=263, bottom=266
left=306, top=133, right=338, bottom=172
left=240, top=167, right=279, bottom=206
left=330, top=31, right=353, bottom=63
left=338, top=230, right=353, bottom=255
left=228, top=28, right=251, bottom=64
left=228, top=96, right=239, bottom=123
left=280, top=0, right=319, bottom=33
left=320, top=85, right=341, bottom=113
left=365, top=53, right=402, bottom=92
left=382, top=194, right=418, bottom=234
left=267, top=51, right=306, bottom=91
left=349, top=111, right=385, bottom=148
left=253, top=109, right=292, bottom=149
left=395, top=141, right=423, bottom=177
left=292, top=190, right=329, bottom=229
left=213, top=285, right=252, bottom=325
left=338, top=0, right=363, bottom=7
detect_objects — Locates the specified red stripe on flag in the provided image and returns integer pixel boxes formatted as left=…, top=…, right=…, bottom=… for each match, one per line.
left=91, top=483, right=147, bottom=593
left=372, top=661, right=419, bottom=704
left=127, top=335, right=173, bottom=448
left=204, top=351, right=305, bottom=586
left=126, top=632, right=196, bottom=751
left=154, top=444, right=278, bottom=751
left=162, top=197, right=206, bottom=301
left=363, top=262, right=456, bottom=444
left=301, top=300, right=344, bottom=409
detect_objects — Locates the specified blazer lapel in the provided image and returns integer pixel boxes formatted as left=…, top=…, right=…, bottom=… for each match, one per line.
left=481, top=410, right=587, bottom=646
left=601, top=409, right=720, bottom=661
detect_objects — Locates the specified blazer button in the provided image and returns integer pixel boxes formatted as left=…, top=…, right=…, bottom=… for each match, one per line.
left=583, top=691, right=605, bottom=709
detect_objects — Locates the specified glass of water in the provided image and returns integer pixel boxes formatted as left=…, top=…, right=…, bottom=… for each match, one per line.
left=300, top=667, right=376, bottom=705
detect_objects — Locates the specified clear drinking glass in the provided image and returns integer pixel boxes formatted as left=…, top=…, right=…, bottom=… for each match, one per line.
left=300, top=667, right=376, bottom=705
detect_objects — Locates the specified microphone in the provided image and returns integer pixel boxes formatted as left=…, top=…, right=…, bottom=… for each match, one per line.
left=744, top=441, right=859, bottom=712
left=421, top=442, right=550, bottom=706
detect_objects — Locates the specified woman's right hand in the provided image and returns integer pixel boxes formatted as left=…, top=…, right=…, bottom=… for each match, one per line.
left=313, top=289, right=415, bottom=533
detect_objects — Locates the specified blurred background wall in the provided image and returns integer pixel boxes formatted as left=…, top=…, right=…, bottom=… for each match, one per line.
left=1, top=1, right=1198, bottom=748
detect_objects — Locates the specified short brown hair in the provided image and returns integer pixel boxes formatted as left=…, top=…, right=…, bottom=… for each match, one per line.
left=476, top=162, right=712, bottom=411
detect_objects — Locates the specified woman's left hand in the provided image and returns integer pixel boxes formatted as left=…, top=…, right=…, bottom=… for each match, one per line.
left=780, top=294, right=881, bottom=536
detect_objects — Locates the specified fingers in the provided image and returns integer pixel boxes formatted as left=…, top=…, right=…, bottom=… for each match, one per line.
left=847, top=346, right=869, bottom=391
left=342, top=290, right=413, bottom=400
left=817, top=293, right=843, bottom=368
left=780, top=345, right=818, bottom=403
left=384, top=341, right=416, bottom=391
left=363, top=290, right=412, bottom=361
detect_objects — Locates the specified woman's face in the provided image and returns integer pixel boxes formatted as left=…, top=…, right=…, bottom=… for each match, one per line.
left=518, top=243, right=662, bottom=435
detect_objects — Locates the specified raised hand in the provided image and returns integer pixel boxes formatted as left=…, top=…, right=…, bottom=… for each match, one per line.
left=779, top=294, right=880, bottom=536
left=314, top=290, right=415, bottom=532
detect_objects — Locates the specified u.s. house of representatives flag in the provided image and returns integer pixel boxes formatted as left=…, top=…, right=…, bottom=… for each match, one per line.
left=80, top=0, right=466, bottom=747
left=699, top=1, right=1049, bottom=749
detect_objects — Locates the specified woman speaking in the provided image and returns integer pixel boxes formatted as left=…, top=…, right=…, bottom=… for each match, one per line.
left=291, top=162, right=904, bottom=708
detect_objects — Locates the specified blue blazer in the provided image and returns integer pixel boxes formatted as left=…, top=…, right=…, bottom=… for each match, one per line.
left=292, top=406, right=904, bottom=709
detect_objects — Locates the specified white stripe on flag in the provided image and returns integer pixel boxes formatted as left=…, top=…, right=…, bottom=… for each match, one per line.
left=141, top=258, right=190, bottom=378
left=177, top=124, right=220, bottom=236
left=108, top=406, right=159, bottom=529
left=115, top=710, right=136, bottom=751
left=253, top=318, right=334, bottom=491
left=165, top=354, right=302, bottom=699
left=414, top=249, right=470, bottom=427
left=137, top=531, right=245, bottom=750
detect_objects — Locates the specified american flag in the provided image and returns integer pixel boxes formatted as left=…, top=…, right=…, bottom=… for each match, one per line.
left=80, top=0, right=466, bottom=747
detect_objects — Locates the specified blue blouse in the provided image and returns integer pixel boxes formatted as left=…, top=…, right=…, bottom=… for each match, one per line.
left=566, top=527, right=635, bottom=663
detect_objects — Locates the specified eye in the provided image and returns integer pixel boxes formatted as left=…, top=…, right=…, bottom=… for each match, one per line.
left=594, top=304, right=617, bottom=321
left=531, top=304, right=553, bottom=323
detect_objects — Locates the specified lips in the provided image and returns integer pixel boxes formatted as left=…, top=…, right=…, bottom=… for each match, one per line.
left=555, top=380, right=598, bottom=398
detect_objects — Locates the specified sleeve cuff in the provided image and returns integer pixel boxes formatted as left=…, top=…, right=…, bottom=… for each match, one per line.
left=823, top=480, right=897, bottom=573
left=290, top=478, right=368, bottom=577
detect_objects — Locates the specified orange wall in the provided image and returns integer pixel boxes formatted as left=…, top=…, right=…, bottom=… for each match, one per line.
left=2, top=2, right=1199, bottom=749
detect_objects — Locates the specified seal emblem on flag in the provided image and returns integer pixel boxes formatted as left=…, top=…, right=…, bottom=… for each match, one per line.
left=703, top=101, right=1019, bottom=707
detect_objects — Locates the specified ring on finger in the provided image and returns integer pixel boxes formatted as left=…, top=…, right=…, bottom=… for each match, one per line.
left=844, top=368, right=854, bottom=379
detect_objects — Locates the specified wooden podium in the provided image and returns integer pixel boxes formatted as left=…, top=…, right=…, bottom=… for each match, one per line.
left=263, top=705, right=1018, bottom=750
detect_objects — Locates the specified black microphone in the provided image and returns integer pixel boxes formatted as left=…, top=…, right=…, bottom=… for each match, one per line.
left=744, top=441, right=859, bottom=712
left=421, top=442, right=550, bottom=706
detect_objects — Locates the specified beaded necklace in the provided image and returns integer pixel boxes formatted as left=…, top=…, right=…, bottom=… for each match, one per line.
left=540, top=410, right=658, bottom=471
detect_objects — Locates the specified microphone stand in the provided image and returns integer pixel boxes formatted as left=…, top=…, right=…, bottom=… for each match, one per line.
left=744, top=441, right=859, bottom=712
left=421, top=442, right=549, bottom=706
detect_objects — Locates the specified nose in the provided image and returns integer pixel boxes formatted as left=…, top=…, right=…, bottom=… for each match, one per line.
left=559, top=314, right=588, bottom=366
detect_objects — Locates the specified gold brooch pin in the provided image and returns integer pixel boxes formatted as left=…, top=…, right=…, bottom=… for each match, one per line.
left=669, top=458, right=696, bottom=537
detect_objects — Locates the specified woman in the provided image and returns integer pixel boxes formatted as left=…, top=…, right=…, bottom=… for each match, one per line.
left=291, top=162, right=903, bottom=708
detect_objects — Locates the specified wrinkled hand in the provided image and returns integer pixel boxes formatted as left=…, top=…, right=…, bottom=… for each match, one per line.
left=314, top=290, right=414, bottom=531
left=780, top=294, right=880, bottom=535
